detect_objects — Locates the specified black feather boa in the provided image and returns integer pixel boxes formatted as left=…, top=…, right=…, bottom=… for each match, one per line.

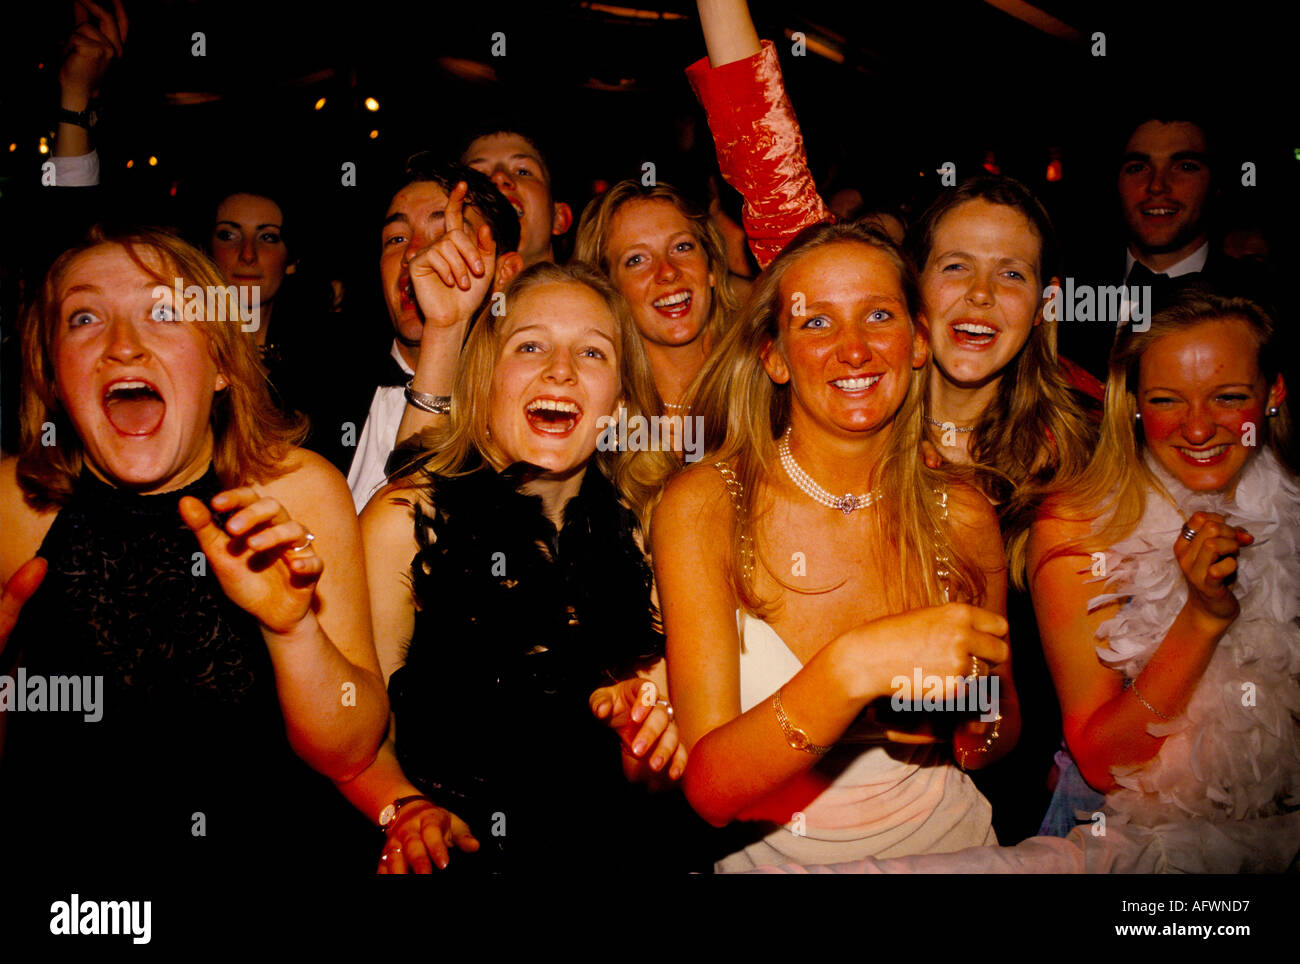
left=388, top=457, right=665, bottom=865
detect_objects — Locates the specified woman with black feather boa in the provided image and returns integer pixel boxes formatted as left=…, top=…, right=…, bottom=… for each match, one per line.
left=337, top=261, right=712, bottom=873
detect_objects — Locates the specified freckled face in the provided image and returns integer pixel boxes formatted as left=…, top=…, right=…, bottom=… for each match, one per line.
left=764, top=242, right=927, bottom=439
left=920, top=199, right=1044, bottom=389
left=487, top=282, right=621, bottom=476
left=1137, top=318, right=1284, bottom=492
left=211, top=194, right=289, bottom=307
left=52, top=245, right=227, bottom=493
left=606, top=198, right=715, bottom=350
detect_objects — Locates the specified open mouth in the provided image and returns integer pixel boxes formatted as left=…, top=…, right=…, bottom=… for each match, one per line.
left=102, top=379, right=165, bottom=436
left=950, top=321, right=999, bottom=349
left=652, top=290, right=692, bottom=318
left=524, top=397, right=582, bottom=436
left=1175, top=443, right=1231, bottom=464
left=830, top=375, right=882, bottom=392
left=398, top=272, right=415, bottom=311
left=505, top=195, right=524, bottom=218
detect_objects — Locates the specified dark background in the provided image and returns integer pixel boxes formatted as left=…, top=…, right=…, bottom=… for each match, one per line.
left=2, top=0, right=1296, bottom=434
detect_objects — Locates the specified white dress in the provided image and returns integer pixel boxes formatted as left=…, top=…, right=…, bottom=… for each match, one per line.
left=746, top=450, right=1300, bottom=874
left=715, top=613, right=997, bottom=872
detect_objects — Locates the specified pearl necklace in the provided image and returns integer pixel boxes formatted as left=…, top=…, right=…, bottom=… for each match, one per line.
left=924, top=414, right=974, bottom=433
left=777, top=427, right=882, bottom=514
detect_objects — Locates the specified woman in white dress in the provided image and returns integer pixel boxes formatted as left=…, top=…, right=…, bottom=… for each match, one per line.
left=654, top=221, right=1020, bottom=871
left=756, top=292, right=1299, bottom=873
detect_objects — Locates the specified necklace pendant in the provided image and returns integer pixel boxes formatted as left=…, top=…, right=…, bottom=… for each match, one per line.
left=838, top=495, right=855, bottom=514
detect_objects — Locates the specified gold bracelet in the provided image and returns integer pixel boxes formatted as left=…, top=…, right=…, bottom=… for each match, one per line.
left=1130, top=678, right=1175, bottom=721
left=772, top=688, right=833, bottom=756
left=956, top=714, right=1002, bottom=771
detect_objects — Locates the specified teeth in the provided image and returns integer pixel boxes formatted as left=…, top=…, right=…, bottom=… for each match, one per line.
left=527, top=399, right=580, bottom=414
left=832, top=375, right=882, bottom=390
left=653, top=291, right=691, bottom=308
left=107, top=380, right=154, bottom=396
left=510, top=201, right=524, bottom=217
left=954, top=323, right=997, bottom=336
left=1179, top=444, right=1230, bottom=461
left=1143, top=208, right=1176, bottom=215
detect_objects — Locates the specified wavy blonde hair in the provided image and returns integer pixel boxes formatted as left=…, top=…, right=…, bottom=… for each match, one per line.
left=17, top=227, right=306, bottom=509
left=1037, top=292, right=1293, bottom=574
left=690, top=222, right=987, bottom=616
left=390, top=261, right=674, bottom=536
left=911, top=178, right=1100, bottom=586
left=574, top=180, right=739, bottom=381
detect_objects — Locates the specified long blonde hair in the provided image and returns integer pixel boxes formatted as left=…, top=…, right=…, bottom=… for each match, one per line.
left=392, top=261, right=674, bottom=536
left=17, top=227, right=306, bottom=508
left=1037, top=292, right=1293, bottom=575
left=690, top=222, right=986, bottom=615
left=911, top=179, right=1099, bottom=585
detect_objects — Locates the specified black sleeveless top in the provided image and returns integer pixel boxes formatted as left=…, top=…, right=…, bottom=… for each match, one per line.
left=390, top=460, right=721, bottom=872
left=0, top=466, right=372, bottom=876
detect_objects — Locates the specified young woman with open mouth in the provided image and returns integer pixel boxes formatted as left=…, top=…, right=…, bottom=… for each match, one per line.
left=0, top=227, right=388, bottom=874
left=347, top=261, right=710, bottom=873
left=575, top=180, right=740, bottom=416
left=655, top=221, right=1020, bottom=871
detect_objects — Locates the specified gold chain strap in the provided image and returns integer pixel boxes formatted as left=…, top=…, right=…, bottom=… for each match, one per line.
left=933, top=485, right=952, bottom=603
left=713, top=461, right=754, bottom=583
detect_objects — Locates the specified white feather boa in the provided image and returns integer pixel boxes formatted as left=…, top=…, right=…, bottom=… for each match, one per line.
left=1085, top=449, right=1300, bottom=828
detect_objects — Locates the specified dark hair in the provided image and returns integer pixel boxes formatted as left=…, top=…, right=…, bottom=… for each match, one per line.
left=389, top=154, right=521, bottom=255
left=909, top=174, right=1059, bottom=286
left=1114, top=107, right=1216, bottom=174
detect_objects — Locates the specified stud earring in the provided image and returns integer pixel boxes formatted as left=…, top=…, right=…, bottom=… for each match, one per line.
left=1135, top=412, right=1142, bottom=421
left=1267, top=406, right=1279, bottom=417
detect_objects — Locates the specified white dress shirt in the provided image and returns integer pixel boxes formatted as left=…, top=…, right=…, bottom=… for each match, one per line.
left=346, top=342, right=414, bottom=513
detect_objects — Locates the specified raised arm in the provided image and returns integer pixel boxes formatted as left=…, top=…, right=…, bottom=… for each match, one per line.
left=656, top=466, right=1009, bottom=827
left=1026, top=509, right=1245, bottom=792
left=688, top=1, right=831, bottom=269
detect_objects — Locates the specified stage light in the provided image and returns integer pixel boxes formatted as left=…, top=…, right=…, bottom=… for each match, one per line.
left=369, top=129, right=379, bottom=139
left=126, top=159, right=134, bottom=168
left=148, top=156, right=158, bottom=166
left=315, top=97, right=327, bottom=110
left=364, top=97, right=380, bottom=112
left=38, top=137, right=49, bottom=154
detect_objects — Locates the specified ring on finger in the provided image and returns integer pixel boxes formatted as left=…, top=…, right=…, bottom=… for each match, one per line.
left=969, top=656, right=983, bottom=678
left=1180, top=523, right=1198, bottom=542
left=655, top=698, right=674, bottom=720
left=289, top=531, right=316, bottom=551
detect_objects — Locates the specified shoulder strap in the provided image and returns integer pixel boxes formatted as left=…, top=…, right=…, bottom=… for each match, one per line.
left=711, top=461, right=754, bottom=582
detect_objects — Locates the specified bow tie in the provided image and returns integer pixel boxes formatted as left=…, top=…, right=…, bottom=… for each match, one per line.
left=1126, top=261, right=1174, bottom=289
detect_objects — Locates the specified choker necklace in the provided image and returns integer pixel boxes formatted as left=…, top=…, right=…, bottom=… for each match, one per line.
left=663, top=401, right=689, bottom=413
left=925, top=414, right=974, bottom=433
left=778, top=427, right=881, bottom=514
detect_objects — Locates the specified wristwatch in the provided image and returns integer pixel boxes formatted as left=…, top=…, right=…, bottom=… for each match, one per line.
left=772, top=688, right=833, bottom=755
left=58, top=104, right=99, bottom=130
left=378, top=795, right=430, bottom=830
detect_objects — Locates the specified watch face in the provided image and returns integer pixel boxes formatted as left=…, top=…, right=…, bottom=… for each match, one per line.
left=378, top=804, right=396, bottom=827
